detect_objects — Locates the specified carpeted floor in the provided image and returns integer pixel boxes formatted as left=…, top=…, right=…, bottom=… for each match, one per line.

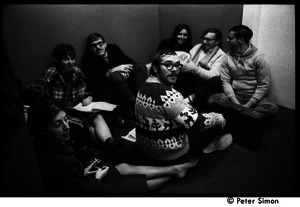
left=113, top=105, right=296, bottom=196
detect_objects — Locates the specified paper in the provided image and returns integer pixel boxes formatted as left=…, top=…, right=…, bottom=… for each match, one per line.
left=121, top=128, right=136, bottom=143
left=73, top=102, right=117, bottom=112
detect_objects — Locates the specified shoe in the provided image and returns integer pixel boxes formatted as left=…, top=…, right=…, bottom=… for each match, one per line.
left=203, top=134, right=233, bottom=154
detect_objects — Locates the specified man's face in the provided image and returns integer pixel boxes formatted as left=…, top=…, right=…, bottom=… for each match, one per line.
left=202, top=32, right=219, bottom=51
left=227, top=31, right=239, bottom=52
left=155, top=54, right=181, bottom=87
left=89, top=38, right=107, bottom=57
left=44, top=111, right=70, bottom=143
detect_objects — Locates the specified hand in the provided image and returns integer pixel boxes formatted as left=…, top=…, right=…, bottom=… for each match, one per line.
left=82, top=96, right=93, bottom=106
left=180, top=58, right=197, bottom=73
left=121, top=72, right=130, bottom=80
left=178, top=54, right=189, bottom=64
left=95, top=166, right=109, bottom=180
left=242, top=102, right=252, bottom=108
left=111, top=64, right=133, bottom=74
left=84, top=158, right=100, bottom=176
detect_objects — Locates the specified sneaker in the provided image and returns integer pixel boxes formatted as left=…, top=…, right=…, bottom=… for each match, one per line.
left=203, top=134, right=233, bottom=154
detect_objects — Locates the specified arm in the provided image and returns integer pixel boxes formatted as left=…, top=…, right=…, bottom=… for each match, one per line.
left=243, top=54, right=270, bottom=108
left=174, top=105, right=226, bottom=131
left=181, top=58, right=220, bottom=80
left=105, top=44, right=135, bottom=78
left=219, top=56, right=241, bottom=105
left=198, top=46, right=219, bottom=69
left=163, top=91, right=226, bottom=131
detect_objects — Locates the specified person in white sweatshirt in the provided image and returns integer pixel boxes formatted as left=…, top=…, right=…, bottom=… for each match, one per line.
left=208, top=25, right=278, bottom=116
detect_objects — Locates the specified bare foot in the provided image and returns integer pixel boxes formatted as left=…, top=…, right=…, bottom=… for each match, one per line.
left=175, top=156, right=200, bottom=179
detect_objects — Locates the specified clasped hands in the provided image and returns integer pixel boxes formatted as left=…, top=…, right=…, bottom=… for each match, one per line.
left=84, top=158, right=109, bottom=181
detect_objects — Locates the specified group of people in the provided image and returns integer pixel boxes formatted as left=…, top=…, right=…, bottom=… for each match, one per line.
left=24, top=23, right=278, bottom=194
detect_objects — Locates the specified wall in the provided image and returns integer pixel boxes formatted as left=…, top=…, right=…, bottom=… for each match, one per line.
left=2, top=5, right=243, bottom=194
left=3, top=4, right=160, bottom=88
left=3, top=4, right=242, bottom=89
left=243, top=5, right=295, bottom=109
left=158, top=4, right=243, bottom=52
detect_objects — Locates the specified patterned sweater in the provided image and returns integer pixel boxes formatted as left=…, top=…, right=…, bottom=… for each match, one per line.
left=135, top=76, right=219, bottom=161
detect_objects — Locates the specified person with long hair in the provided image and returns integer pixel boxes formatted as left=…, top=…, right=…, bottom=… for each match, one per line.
left=157, top=23, right=193, bottom=53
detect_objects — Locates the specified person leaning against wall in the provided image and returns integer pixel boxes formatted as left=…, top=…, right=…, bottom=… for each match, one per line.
left=208, top=25, right=278, bottom=117
left=174, top=27, right=225, bottom=110
left=81, top=33, right=148, bottom=114
left=23, top=43, right=112, bottom=146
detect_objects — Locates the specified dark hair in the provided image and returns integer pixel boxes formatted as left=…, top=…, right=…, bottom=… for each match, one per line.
left=27, top=97, right=62, bottom=136
left=87, top=33, right=105, bottom=46
left=150, top=50, right=177, bottom=76
left=171, top=24, right=192, bottom=45
left=51, top=43, right=75, bottom=62
left=202, top=27, right=222, bottom=44
left=229, top=25, right=253, bottom=44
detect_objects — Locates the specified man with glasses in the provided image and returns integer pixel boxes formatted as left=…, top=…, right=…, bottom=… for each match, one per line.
left=174, top=28, right=225, bottom=108
left=81, top=33, right=148, bottom=112
left=134, top=50, right=232, bottom=165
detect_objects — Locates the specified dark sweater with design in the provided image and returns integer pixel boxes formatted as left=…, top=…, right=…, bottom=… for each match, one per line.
left=135, top=77, right=216, bottom=161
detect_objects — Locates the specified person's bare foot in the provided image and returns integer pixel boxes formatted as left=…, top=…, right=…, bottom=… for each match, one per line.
left=175, top=156, right=200, bottom=178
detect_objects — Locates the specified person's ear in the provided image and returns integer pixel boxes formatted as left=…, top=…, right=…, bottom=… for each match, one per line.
left=238, top=37, right=245, bottom=44
left=152, top=65, right=158, bottom=74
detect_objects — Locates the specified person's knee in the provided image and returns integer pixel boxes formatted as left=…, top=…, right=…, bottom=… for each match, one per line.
left=93, top=114, right=105, bottom=125
left=109, top=72, right=125, bottom=82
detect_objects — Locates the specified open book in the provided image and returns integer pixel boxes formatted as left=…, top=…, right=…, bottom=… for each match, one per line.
left=121, top=128, right=136, bottom=143
left=73, top=101, right=118, bottom=112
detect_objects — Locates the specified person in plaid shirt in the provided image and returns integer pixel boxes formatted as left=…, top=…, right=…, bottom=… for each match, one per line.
left=24, top=43, right=111, bottom=146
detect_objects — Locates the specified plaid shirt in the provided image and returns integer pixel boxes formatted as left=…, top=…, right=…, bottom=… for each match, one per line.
left=27, top=66, right=87, bottom=107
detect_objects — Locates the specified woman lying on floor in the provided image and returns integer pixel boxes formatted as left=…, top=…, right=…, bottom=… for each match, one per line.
left=26, top=97, right=199, bottom=194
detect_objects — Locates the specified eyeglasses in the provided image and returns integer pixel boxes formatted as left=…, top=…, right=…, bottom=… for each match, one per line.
left=90, top=41, right=105, bottom=48
left=160, top=62, right=183, bottom=70
left=201, top=37, right=215, bottom=42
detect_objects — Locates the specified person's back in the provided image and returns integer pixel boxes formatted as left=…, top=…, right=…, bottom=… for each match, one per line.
left=135, top=50, right=232, bottom=165
left=135, top=78, right=190, bottom=162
